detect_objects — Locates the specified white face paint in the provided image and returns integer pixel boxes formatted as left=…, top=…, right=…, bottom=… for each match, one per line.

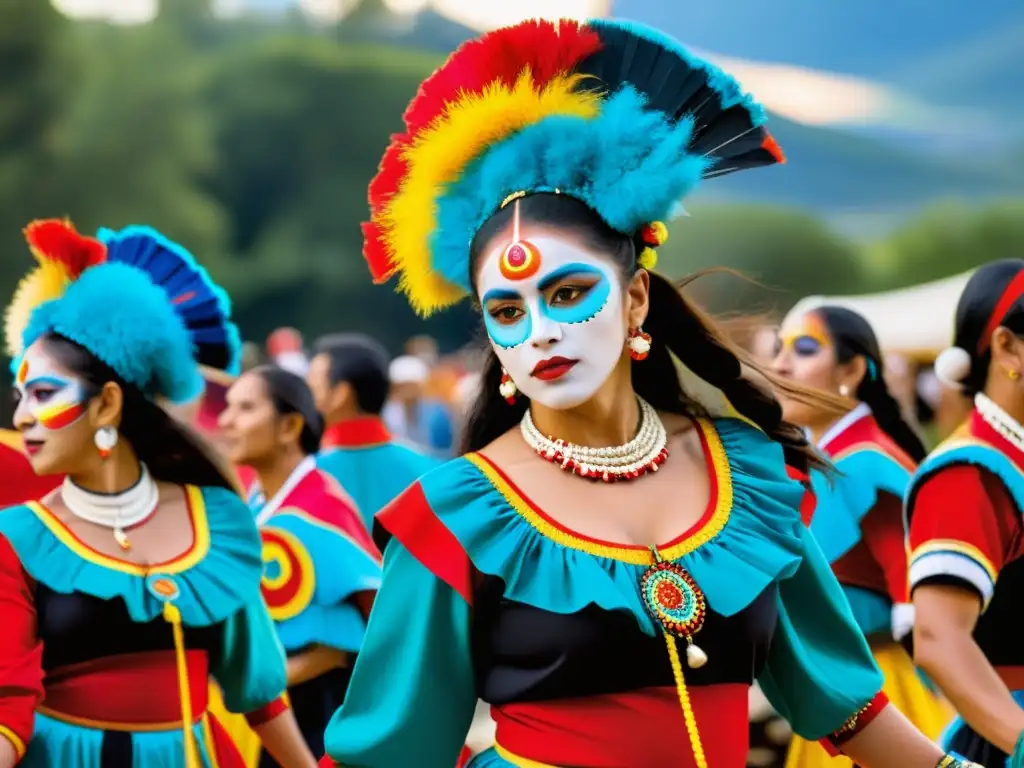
left=477, top=233, right=626, bottom=410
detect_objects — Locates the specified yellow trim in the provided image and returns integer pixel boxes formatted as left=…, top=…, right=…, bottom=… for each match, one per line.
left=36, top=705, right=197, bottom=732
left=910, top=539, right=998, bottom=584
left=25, top=485, right=211, bottom=576
left=663, top=633, right=708, bottom=768
left=260, top=526, right=316, bottom=622
left=832, top=442, right=912, bottom=471
left=0, top=429, right=23, bottom=452
left=466, top=418, right=733, bottom=565
left=493, top=742, right=560, bottom=768
left=930, top=434, right=1024, bottom=476
left=0, top=724, right=25, bottom=758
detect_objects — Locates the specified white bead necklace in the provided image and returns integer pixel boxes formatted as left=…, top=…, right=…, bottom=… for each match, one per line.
left=61, top=463, right=160, bottom=551
left=520, top=396, right=669, bottom=482
left=975, top=393, right=1024, bottom=454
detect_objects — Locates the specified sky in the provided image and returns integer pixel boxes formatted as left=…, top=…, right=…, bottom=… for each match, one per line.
left=49, top=0, right=963, bottom=133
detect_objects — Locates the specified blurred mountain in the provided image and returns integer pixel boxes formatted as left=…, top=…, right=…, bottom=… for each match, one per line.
left=614, top=0, right=1024, bottom=132
left=335, top=0, right=476, bottom=51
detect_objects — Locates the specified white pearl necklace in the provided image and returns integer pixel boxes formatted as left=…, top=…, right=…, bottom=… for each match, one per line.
left=520, top=397, right=669, bottom=482
left=61, top=463, right=159, bottom=551
left=975, top=393, right=1024, bottom=454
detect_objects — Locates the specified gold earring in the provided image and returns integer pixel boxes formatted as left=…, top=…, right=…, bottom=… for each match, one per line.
left=1007, top=368, right=1021, bottom=381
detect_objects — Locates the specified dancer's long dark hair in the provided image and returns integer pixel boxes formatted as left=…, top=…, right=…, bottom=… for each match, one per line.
left=948, top=259, right=1024, bottom=396
left=41, top=332, right=237, bottom=489
left=461, top=194, right=835, bottom=472
left=815, top=305, right=927, bottom=462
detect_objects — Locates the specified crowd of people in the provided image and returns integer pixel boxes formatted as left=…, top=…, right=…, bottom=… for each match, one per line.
left=0, top=14, right=1022, bottom=768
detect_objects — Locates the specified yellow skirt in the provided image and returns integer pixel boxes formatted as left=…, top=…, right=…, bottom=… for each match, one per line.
left=785, top=642, right=953, bottom=767
left=208, top=683, right=263, bottom=768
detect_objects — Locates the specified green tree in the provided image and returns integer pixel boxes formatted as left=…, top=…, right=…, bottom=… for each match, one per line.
left=869, top=198, right=1024, bottom=289
left=657, top=204, right=865, bottom=316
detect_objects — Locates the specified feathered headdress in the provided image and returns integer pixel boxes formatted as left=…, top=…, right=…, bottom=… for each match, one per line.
left=362, top=18, right=784, bottom=316
left=4, top=220, right=241, bottom=404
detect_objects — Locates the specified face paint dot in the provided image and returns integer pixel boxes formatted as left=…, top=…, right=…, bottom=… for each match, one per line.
left=499, top=239, right=541, bottom=281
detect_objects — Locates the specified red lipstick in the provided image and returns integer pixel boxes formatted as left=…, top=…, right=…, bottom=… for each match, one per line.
left=530, top=357, right=578, bottom=381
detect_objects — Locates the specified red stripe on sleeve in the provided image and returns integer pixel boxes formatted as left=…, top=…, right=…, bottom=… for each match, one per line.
left=376, top=484, right=475, bottom=605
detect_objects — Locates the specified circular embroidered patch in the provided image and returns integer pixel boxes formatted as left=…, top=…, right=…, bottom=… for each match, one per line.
left=146, top=573, right=181, bottom=603
left=640, top=561, right=706, bottom=639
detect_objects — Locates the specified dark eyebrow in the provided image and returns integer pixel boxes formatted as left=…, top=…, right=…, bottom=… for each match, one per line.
left=538, top=263, right=604, bottom=292
left=481, top=288, right=521, bottom=303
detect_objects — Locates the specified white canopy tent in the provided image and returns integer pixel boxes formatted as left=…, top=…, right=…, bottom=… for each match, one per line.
left=787, top=270, right=974, bottom=362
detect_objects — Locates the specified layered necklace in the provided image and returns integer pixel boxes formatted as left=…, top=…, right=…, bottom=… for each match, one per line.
left=975, top=393, right=1024, bottom=454
left=520, top=396, right=669, bottom=482
left=61, top=463, right=160, bottom=551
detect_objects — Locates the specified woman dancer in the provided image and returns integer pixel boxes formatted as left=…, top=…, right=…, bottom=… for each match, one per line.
left=219, top=365, right=380, bottom=765
left=0, top=220, right=316, bottom=767
left=907, top=259, right=1024, bottom=766
left=772, top=305, right=951, bottom=766
left=315, top=18, right=979, bottom=768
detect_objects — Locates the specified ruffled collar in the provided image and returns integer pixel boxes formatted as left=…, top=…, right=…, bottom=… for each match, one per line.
left=0, top=485, right=262, bottom=626
left=416, top=417, right=806, bottom=634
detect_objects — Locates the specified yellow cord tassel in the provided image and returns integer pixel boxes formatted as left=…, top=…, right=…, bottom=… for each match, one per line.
left=664, top=632, right=708, bottom=768
left=163, top=602, right=203, bottom=768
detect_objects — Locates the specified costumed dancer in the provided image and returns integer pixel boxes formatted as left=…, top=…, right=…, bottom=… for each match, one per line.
left=0, top=220, right=316, bottom=768
left=319, top=18, right=977, bottom=768
left=307, top=333, right=439, bottom=528
left=772, top=305, right=952, bottom=767
left=218, top=364, right=380, bottom=765
left=907, top=259, right=1024, bottom=766
left=0, top=429, right=59, bottom=507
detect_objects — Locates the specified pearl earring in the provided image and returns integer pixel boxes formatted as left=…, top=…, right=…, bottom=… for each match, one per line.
left=95, top=426, right=118, bottom=459
left=499, top=368, right=517, bottom=405
left=839, top=384, right=851, bottom=397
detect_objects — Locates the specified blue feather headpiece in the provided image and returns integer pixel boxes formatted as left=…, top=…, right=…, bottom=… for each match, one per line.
left=5, top=220, right=240, bottom=404
left=362, top=17, right=785, bottom=316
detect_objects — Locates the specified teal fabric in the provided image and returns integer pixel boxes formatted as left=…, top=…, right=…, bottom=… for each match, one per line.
left=940, top=689, right=1024, bottom=767
left=418, top=417, right=806, bottom=631
left=842, top=585, right=893, bottom=637
left=262, top=510, right=381, bottom=653
left=907, top=441, right=1024, bottom=516
left=212, top=594, right=288, bottom=714
left=323, top=539, right=476, bottom=768
left=758, top=524, right=884, bottom=739
left=22, top=712, right=225, bottom=768
left=0, top=485, right=264, bottom=626
left=809, top=447, right=911, bottom=563
left=318, top=442, right=439, bottom=529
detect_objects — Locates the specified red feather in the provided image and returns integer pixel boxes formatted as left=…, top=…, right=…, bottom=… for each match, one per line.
left=23, top=219, right=106, bottom=278
left=402, top=19, right=602, bottom=136
left=360, top=19, right=602, bottom=283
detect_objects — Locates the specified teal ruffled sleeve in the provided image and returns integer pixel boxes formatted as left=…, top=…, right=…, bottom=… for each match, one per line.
left=323, top=538, right=476, bottom=767
left=211, top=596, right=288, bottom=715
left=757, top=523, right=884, bottom=739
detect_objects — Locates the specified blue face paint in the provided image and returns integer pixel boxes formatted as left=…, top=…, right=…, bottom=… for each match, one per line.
left=482, top=287, right=531, bottom=349
left=538, top=263, right=611, bottom=325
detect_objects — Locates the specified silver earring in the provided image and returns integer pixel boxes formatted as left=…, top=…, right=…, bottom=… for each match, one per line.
left=839, top=384, right=851, bottom=397
left=95, top=426, right=118, bottom=459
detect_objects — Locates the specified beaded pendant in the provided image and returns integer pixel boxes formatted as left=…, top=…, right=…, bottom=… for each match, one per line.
left=640, top=550, right=708, bottom=669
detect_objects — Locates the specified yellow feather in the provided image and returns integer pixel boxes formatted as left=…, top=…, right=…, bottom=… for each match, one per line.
left=4, top=262, right=71, bottom=357
left=379, top=71, right=601, bottom=316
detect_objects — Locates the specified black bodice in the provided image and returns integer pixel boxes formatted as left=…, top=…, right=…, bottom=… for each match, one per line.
left=471, top=575, right=779, bottom=704
left=34, top=584, right=224, bottom=672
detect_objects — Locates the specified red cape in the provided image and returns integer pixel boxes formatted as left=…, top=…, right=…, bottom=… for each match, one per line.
left=0, top=430, right=61, bottom=507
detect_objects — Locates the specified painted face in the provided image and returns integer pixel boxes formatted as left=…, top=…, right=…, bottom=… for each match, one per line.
left=477, top=230, right=626, bottom=410
left=12, top=341, right=95, bottom=475
left=771, top=311, right=838, bottom=425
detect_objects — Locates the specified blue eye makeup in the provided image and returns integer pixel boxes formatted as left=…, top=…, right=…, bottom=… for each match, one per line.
left=482, top=288, right=532, bottom=349
left=539, top=263, right=610, bottom=325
